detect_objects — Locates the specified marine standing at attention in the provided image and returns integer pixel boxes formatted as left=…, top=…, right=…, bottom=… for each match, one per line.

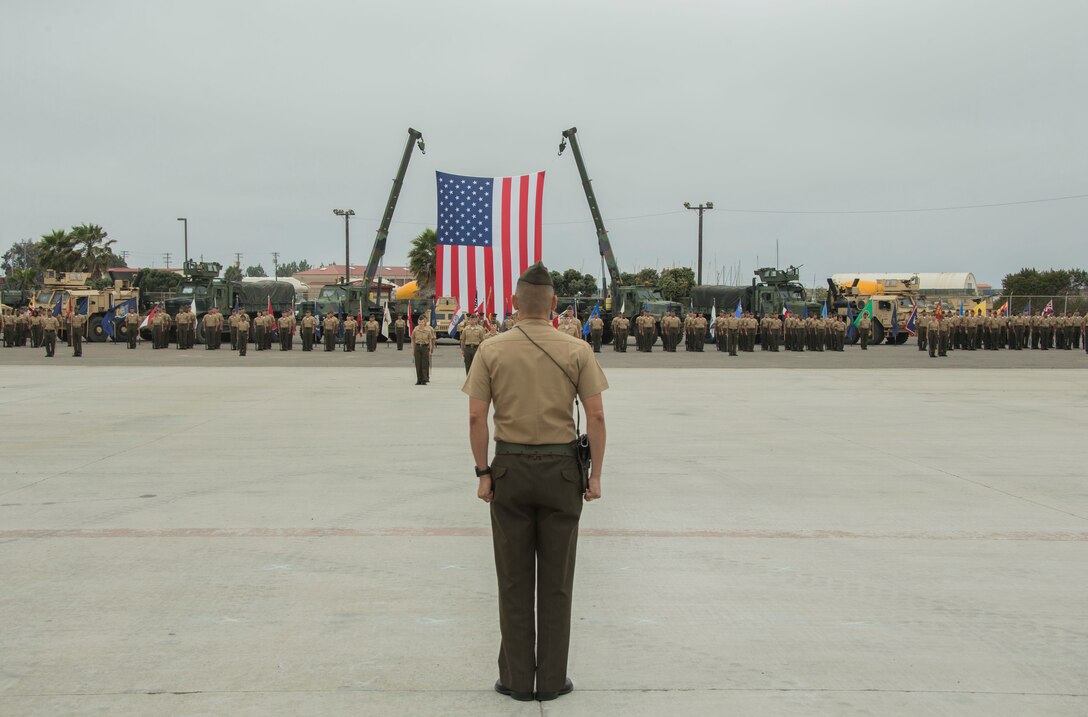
left=460, top=313, right=486, bottom=374
left=322, top=312, right=339, bottom=352
left=41, top=313, right=59, bottom=357
left=300, top=310, right=317, bottom=351
left=70, top=311, right=87, bottom=357
left=413, top=314, right=436, bottom=385
left=126, top=308, right=141, bottom=349
left=365, top=315, right=380, bottom=352
left=611, top=314, right=629, bottom=352
left=463, top=262, right=607, bottom=703
left=235, top=312, right=250, bottom=356
left=394, top=313, right=407, bottom=350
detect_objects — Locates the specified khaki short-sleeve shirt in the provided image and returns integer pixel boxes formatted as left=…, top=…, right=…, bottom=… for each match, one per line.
left=462, top=318, right=608, bottom=445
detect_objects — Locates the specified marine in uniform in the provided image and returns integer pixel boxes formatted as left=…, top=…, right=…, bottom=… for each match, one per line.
left=322, top=312, right=339, bottom=352
left=29, top=310, right=43, bottom=348
left=587, top=313, right=604, bottom=353
left=611, top=314, right=629, bottom=352
left=463, top=262, right=607, bottom=702
left=126, top=308, right=141, bottom=349
left=394, top=314, right=407, bottom=350
left=460, top=314, right=486, bottom=373
left=413, top=315, right=436, bottom=384
left=300, top=311, right=317, bottom=351
left=857, top=313, right=872, bottom=350
left=342, top=315, right=358, bottom=352
left=40, top=313, right=59, bottom=357
left=70, top=311, right=87, bottom=357
left=236, top=312, right=250, bottom=356
left=278, top=311, right=293, bottom=350
left=557, top=308, right=581, bottom=339
left=365, top=316, right=380, bottom=352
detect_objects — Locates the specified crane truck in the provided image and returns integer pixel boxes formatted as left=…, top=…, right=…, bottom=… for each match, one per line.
left=558, top=127, right=682, bottom=342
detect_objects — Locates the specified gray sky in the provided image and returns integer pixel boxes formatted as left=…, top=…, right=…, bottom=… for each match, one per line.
left=3, top=0, right=1086, bottom=288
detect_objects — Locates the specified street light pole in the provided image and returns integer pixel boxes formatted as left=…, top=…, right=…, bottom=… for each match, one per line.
left=683, top=202, right=714, bottom=285
left=333, top=209, right=355, bottom=284
left=176, top=217, right=188, bottom=267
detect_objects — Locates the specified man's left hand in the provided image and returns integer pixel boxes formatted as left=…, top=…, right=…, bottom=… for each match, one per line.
left=477, top=476, right=494, bottom=503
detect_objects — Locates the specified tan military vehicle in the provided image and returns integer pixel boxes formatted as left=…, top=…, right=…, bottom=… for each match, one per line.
left=30, top=270, right=140, bottom=343
left=827, top=276, right=920, bottom=345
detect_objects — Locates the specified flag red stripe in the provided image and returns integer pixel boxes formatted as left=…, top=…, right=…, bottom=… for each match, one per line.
left=484, top=246, right=494, bottom=316
left=449, top=246, right=460, bottom=307
left=466, top=246, right=476, bottom=310
left=518, top=175, right=529, bottom=274
left=435, top=245, right=445, bottom=297
left=501, top=177, right=512, bottom=313
left=534, top=171, right=544, bottom=262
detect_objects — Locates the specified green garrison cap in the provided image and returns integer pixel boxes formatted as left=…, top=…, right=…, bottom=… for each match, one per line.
left=518, top=261, right=553, bottom=286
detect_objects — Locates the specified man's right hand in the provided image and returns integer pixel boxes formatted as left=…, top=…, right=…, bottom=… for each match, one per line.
left=584, top=476, right=601, bottom=502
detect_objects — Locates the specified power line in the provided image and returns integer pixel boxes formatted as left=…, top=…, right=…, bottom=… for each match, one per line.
left=709, top=192, right=1088, bottom=215
left=345, top=191, right=1088, bottom=229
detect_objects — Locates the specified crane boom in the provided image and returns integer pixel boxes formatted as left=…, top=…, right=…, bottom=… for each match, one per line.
left=362, top=127, right=425, bottom=295
left=560, top=127, right=621, bottom=308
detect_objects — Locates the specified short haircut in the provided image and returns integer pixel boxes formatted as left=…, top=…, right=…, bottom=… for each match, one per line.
left=515, top=281, right=554, bottom=315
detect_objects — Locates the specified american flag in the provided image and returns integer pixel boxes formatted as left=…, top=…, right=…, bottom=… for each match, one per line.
left=435, top=170, right=544, bottom=320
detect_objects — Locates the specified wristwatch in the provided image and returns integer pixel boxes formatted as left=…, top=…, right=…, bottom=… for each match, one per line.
left=474, top=465, right=492, bottom=477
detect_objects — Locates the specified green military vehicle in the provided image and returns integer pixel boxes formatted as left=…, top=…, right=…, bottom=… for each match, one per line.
left=160, top=261, right=295, bottom=343
left=689, top=266, right=822, bottom=342
left=691, top=266, right=820, bottom=318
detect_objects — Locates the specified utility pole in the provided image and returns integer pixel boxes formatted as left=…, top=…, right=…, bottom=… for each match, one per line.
left=176, top=217, right=188, bottom=267
left=120, top=250, right=130, bottom=263
left=271, top=251, right=280, bottom=279
left=235, top=253, right=243, bottom=269
left=163, top=252, right=172, bottom=269
left=683, top=201, right=714, bottom=285
left=333, top=209, right=355, bottom=285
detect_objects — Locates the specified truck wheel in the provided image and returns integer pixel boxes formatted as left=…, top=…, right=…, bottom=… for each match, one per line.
left=115, top=319, right=129, bottom=343
left=88, top=316, right=105, bottom=342
left=847, top=331, right=860, bottom=345
left=894, top=332, right=909, bottom=345
left=194, top=322, right=205, bottom=345
left=870, top=319, right=886, bottom=346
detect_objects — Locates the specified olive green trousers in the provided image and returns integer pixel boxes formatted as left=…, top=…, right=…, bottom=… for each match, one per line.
left=489, top=453, right=584, bottom=694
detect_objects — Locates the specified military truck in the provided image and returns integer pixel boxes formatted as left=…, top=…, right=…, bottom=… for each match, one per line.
left=160, top=261, right=295, bottom=343
left=690, top=266, right=822, bottom=340
left=30, top=270, right=140, bottom=342
left=827, top=276, right=919, bottom=345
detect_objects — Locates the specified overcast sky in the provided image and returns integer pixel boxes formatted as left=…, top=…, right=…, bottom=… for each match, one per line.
left=3, top=0, right=1086, bottom=287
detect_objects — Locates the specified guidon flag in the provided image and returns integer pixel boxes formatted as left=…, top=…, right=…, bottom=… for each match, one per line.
left=435, top=170, right=545, bottom=321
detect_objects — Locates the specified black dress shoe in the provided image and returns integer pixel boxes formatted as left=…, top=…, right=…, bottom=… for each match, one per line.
left=536, top=677, right=573, bottom=701
left=494, top=680, right=534, bottom=702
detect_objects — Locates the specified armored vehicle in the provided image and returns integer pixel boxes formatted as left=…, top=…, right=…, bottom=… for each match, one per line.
left=161, top=261, right=295, bottom=343
left=30, top=270, right=140, bottom=342
left=827, top=276, right=919, bottom=344
left=690, top=266, right=821, bottom=340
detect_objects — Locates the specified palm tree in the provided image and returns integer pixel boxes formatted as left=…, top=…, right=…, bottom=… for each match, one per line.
left=407, top=228, right=437, bottom=291
left=71, top=224, right=116, bottom=279
left=38, top=230, right=80, bottom=273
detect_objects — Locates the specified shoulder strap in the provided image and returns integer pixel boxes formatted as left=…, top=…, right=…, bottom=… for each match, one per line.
left=515, top=325, right=582, bottom=435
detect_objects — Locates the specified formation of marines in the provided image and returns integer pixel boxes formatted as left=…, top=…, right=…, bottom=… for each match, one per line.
left=916, top=310, right=1085, bottom=357
left=4, top=304, right=1085, bottom=367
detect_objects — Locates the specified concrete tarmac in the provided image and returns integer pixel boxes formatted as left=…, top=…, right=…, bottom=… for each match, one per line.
left=1, top=364, right=1086, bottom=716
left=1, top=336, right=1086, bottom=368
